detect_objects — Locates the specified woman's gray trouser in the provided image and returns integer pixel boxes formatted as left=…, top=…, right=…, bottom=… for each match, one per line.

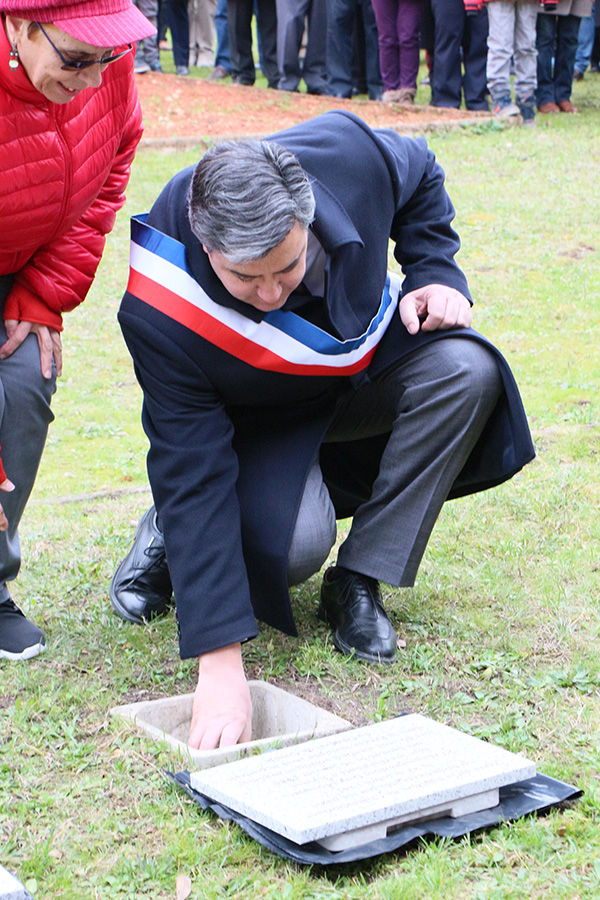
left=0, top=278, right=56, bottom=602
left=287, top=337, right=502, bottom=588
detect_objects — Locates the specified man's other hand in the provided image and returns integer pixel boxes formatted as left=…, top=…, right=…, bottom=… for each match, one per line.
left=188, top=642, right=253, bottom=750
left=399, top=284, right=472, bottom=335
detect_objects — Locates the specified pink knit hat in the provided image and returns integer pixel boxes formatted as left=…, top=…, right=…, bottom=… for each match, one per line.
left=1, top=0, right=156, bottom=46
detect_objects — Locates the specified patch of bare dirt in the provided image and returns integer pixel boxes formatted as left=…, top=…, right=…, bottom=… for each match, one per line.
left=134, top=72, right=488, bottom=143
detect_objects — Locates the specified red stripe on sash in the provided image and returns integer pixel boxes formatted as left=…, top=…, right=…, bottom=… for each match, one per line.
left=127, top=269, right=374, bottom=376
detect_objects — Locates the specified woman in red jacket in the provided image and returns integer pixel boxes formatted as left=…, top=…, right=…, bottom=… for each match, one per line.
left=0, top=0, right=155, bottom=659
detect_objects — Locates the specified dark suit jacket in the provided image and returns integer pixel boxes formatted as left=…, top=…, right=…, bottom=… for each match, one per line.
left=119, top=111, right=534, bottom=658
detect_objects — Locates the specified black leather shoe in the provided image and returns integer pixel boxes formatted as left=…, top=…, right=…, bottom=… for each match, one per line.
left=318, top=566, right=397, bottom=663
left=110, top=507, right=173, bottom=624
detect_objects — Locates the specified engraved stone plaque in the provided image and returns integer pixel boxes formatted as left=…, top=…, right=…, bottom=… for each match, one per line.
left=190, top=714, right=536, bottom=850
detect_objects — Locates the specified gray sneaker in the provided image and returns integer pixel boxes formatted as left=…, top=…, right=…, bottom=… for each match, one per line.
left=492, top=95, right=521, bottom=118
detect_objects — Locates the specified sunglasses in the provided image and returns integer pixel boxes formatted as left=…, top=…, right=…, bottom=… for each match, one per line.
left=36, top=22, right=132, bottom=70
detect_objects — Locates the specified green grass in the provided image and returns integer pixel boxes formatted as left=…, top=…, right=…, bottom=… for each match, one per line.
left=1, top=73, right=600, bottom=899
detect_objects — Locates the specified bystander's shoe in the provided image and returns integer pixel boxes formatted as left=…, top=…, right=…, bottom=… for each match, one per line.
left=382, top=89, right=401, bottom=103
left=538, top=101, right=560, bottom=113
left=518, top=96, right=536, bottom=126
left=558, top=99, right=578, bottom=113
left=195, top=52, right=215, bottom=68
left=150, top=62, right=163, bottom=73
left=573, top=69, right=584, bottom=81
left=110, top=507, right=173, bottom=625
left=0, top=599, right=45, bottom=660
left=176, top=66, right=189, bottom=77
left=134, top=61, right=150, bottom=74
left=492, top=95, right=520, bottom=117
left=209, top=64, right=229, bottom=80
left=397, top=88, right=416, bottom=106
left=318, top=566, right=397, bottom=663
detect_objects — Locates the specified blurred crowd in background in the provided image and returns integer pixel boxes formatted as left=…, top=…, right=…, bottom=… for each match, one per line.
left=133, top=0, right=599, bottom=121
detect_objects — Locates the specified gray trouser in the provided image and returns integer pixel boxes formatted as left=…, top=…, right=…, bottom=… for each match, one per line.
left=486, top=0, right=538, bottom=101
left=0, top=278, right=56, bottom=602
left=134, top=0, right=161, bottom=67
left=189, top=0, right=217, bottom=60
left=287, top=337, right=502, bottom=588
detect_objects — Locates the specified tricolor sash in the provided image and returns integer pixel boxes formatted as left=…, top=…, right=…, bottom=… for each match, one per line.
left=127, top=215, right=401, bottom=377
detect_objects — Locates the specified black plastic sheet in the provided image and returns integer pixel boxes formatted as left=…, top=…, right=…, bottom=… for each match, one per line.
left=167, top=770, right=581, bottom=866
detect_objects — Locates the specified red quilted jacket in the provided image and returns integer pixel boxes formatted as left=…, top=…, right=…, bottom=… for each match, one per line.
left=0, top=22, right=144, bottom=333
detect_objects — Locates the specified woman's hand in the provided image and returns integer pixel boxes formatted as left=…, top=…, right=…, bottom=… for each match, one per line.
left=0, top=478, right=15, bottom=532
left=0, top=320, right=63, bottom=378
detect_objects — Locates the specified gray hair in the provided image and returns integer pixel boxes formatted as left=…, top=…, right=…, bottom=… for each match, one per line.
left=187, top=140, right=316, bottom=263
